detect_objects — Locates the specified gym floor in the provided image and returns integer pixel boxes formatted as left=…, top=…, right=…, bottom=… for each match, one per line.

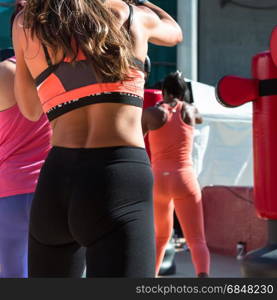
left=164, top=249, right=242, bottom=278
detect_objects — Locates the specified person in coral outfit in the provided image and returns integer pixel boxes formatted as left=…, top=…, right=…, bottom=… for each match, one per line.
left=142, top=71, right=210, bottom=278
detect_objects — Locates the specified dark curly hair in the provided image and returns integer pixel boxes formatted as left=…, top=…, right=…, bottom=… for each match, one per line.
left=163, top=71, right=191, bottom=103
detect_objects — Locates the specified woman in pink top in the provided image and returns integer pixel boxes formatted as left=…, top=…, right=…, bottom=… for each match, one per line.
left=0, top=2, right=51, bottom=278
left=142, top=72, right=210, bottom=278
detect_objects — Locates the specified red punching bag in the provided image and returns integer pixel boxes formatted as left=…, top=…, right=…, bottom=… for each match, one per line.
left=216, top=51, right=277, bottom=220
left=143, top=89, right=163, bottom=160
left=216, top=50, right=277, bottom=277
left=252, top=52, right=277, bottom=220
left=270, top=26, right=277, bottom=66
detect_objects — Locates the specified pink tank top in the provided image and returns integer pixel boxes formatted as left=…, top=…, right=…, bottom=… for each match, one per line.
left=0, top=104, right=51, bottom=197
left=148, top=101, right=194, bottom=171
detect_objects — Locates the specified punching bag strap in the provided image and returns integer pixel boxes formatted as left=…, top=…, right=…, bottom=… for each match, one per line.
left=259, top=79, right=277, bottom=96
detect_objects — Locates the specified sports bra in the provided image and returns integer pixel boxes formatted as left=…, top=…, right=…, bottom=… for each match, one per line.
left=35, top=4, right=145, bottom=121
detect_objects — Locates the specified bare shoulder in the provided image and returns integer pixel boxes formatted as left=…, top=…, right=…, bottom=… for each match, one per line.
left=0, top=60, right=16, bottom=110
left=133, top=5, right=160, bottom=26
left=0, top=60, right=15, bottom=81
left=146, top=105, right=167, bottom=121
left=192, top=104, right=200, bottom=113
left=13, top=9, right=24, bottom=34
left=189, top=104, right=203, bottom=124
left=147, top=105, right=165, bottom=114
left=183, top=102, right=197, bottom=111
left=142, top=104, right=167, bottom=133
left=107, top=0, right=131, bottom=24
left=0, top=60, right=15, bottom=71
left=133, top=5, right=156, bottom=16
left=12, top=10, right=29, bottom=45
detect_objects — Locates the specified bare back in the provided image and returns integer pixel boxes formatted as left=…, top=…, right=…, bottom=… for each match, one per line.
left=13, top=0, right=182, bottom=148
left=142, top=101, right=203, bottom=135
left=181, top=102, right=200, bottom=127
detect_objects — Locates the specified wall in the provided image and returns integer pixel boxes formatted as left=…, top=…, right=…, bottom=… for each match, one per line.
left=0, top=1, right=14, bottom=49
left=198, top=0, right=277, bottom=86
left=177, top=0, right=198, bottom=81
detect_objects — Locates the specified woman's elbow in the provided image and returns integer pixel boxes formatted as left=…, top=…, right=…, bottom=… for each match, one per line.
left=178, top=32, right=184, bottom=44
left=175, top=27, right=183, bottom=44
left=168, top=27, right=183, bottom=46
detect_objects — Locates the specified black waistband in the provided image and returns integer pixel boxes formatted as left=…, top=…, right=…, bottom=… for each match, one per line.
left=46, top=92, right=143, bottom=121
left=48, top=145, right=149, bottom=165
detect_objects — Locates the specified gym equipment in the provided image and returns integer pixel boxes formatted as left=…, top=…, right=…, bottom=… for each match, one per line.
left=216, top=34, right=277, bottom=277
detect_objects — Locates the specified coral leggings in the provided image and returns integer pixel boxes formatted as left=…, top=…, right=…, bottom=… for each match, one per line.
left=153, top=166, right=210, bottom=276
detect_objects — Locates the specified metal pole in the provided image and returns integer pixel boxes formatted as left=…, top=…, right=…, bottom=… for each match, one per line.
left=177, top=0, right=198, bottom=81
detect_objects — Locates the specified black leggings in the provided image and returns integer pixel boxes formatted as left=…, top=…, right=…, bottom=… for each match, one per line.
left=28, top=146, right=155, bottom=278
